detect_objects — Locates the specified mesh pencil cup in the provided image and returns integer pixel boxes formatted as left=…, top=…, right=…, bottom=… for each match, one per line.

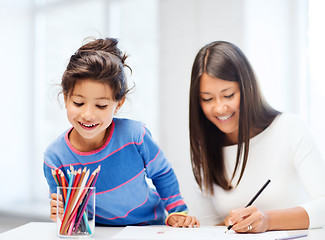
left=57, top=186, right=96, bottom=238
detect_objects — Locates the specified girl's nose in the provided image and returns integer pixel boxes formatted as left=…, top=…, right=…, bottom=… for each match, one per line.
left=81, top=105, right=95, bottom=121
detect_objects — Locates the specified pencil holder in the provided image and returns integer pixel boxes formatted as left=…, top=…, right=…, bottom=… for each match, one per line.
left=57, top=186, right=96, bottom=238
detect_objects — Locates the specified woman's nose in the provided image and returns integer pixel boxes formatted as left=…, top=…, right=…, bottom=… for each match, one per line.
left=212, top=101, right=227, bottom=114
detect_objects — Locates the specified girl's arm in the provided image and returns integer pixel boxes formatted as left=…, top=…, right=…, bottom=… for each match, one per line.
left=165, top=212, right=200, bottom=228
left=139, top=125, right=199, bottom=227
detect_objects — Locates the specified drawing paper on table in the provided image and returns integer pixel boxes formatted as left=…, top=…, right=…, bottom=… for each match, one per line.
left=112, top=226, right=289, bottom=240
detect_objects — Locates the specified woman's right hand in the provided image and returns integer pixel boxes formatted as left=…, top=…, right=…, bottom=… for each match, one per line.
left=50, top=193, right=64, bottom=222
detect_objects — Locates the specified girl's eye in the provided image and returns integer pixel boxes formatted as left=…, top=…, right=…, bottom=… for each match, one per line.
left=73, top=101, right=83, bottom=106
left=224, top=93, right=234, bottom=99
left=96, top=105, right=108, bottom=109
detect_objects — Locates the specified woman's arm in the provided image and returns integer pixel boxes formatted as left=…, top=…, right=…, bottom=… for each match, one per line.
left=265, top=207, right=309, bottom=230
left=224, top=206, right=309, bottom=233
left=225, top=115, right=325, bottom=233
left=291, top=116, right=325, bottom=228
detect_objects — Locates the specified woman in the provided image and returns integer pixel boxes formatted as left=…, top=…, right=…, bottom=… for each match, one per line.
left=189, top=41, right=325, bottom=232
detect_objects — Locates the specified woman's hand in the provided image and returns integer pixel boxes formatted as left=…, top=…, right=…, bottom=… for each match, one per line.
left=167, top=214, right=200, bottom=228
left=224, top=206, right=270, bottom=233
left=50, top=193, right=64, bottom=222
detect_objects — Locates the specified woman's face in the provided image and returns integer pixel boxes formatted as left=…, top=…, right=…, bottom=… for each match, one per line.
left=199, top=73, right=241, bottom=144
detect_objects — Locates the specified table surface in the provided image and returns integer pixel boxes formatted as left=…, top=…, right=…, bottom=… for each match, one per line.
left=0, top=222, right=324, bottom=240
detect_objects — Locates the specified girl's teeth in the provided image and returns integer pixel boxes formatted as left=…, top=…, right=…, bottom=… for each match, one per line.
left=81, top=123, right=97, bottom=127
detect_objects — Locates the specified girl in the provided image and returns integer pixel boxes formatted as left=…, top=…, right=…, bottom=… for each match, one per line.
left=189, top=41, right=325, bottom=232
left=44, top=37, right=199, bottom=228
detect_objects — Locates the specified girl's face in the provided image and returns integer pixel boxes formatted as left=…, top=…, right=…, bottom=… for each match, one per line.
left=64, top=79, right=124, bottom=150
left=199, top=73, right=241, bottom=145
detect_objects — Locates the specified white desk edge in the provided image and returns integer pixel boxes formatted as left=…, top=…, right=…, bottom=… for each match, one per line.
left=0, top=222, right=324, bottom=240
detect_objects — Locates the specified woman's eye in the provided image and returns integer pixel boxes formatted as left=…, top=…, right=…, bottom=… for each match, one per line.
left=225, top=93, right=234, bottom=99
left=201, top=97, right=212, bottom=102
left=96, top=105, right=107, bottom=109
left=73, top=101, right=83, bottom=106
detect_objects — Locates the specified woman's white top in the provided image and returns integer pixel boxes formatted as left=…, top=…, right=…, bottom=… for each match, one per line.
left=192, top=113, right=325, bottom=228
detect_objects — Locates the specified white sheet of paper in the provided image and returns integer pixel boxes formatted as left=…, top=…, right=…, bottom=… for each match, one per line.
left=112, top=226, right=289, bottom=240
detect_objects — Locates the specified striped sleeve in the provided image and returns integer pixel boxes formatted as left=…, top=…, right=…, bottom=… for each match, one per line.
left=137, top=124, right=188, bottom=214
left=43, top=154, right=60, bottom=196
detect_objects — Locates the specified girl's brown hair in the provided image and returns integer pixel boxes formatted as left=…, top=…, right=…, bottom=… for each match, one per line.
left=61, top=37, right=132, bottom=101
left=189, top=41, right=280, bottom=193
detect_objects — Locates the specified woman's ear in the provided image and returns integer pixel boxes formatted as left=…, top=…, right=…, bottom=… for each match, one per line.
left=114, top=97, right=126, bottom=114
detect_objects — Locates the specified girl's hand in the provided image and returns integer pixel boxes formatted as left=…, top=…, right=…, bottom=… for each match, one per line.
left=167, top=214, right=200, bottom=228
left=50, top=193, right=64, bottom=222
left=224, top=206, right=270, bottom=233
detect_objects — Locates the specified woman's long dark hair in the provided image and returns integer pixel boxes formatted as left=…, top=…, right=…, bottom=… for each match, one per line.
left=189, top=41, right=280, bottom=194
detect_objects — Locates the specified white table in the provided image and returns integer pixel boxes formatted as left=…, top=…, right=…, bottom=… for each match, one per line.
left=0, top=222, right=324, bottom=240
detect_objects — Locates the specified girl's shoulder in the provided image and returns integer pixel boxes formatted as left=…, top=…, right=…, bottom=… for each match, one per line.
left=44, top=129, right=71, bottom=155
left=112, top=118, right=147, bottom=138
left=113, top=118, right=145, bottom=130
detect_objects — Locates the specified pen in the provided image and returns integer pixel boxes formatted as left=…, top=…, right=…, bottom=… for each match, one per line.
left=225, top=179, right=271, bottom=233
left=275, top=233, right=308, bottom=240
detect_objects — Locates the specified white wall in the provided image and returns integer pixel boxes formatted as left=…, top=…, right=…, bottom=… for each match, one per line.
left=308, top=0, right=325, bottom=153
left=1, top=0, right=322, bottom=220
left=0, top=0, right=160, bottom=216
left=0, top=1, right=34, bottom=204
left=244, top=0, right=308, bottom=115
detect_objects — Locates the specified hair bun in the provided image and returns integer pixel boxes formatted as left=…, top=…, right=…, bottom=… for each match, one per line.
left=78, top=38, right=127, bottom=65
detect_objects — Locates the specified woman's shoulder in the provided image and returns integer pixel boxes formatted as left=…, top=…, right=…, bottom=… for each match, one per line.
left=273, top=113, right=309, bottom=130
left=252, top=113, right=309, bottom=141
left=266, top=113, right=311, bottom=140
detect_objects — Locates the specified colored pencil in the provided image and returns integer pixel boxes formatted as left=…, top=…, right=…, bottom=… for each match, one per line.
left=59, top=170, right=68, bottom=203
left=275, top=233, right=308, bottom=240
left=51, top=165, right=100, bottom=236
left=73, top=166, right=100, bottom=232
left=55, top=169, right=61, bottom=186
left=64, top=170, right=74, bottom=212
left=60, top=168, right=82, bottom=234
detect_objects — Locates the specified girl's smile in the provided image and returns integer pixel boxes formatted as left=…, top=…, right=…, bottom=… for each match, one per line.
left=78, top=121, right=100, bottom=130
